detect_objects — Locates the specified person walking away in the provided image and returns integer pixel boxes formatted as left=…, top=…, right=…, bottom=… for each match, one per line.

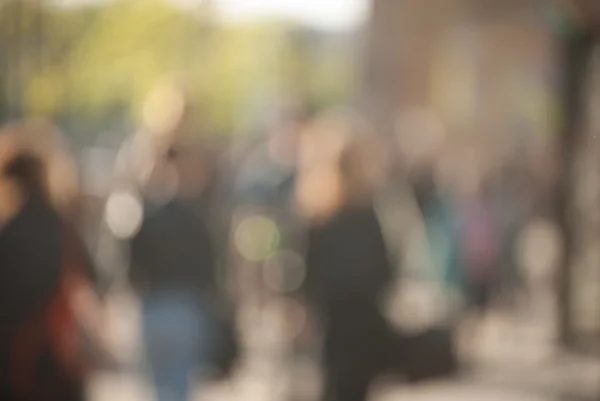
left=295, top=112, right=396, bottom=401
left=455, top=168, right=501, bottom=358
left=459, top=186, right=499, bottom=315
left=410, top=162, right=464, bottom=310
left=490, top=161, right=533, bottom=310
left=127, top=147, right=218, bottom=401
left=0, top=123, right=100, bottom=401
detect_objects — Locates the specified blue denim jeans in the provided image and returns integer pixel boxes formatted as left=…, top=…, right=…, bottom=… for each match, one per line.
left=141, top=291, right=208, bottom=401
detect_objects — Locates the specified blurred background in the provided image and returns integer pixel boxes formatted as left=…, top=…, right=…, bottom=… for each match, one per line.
left=1, top=0, right=600, bottom=400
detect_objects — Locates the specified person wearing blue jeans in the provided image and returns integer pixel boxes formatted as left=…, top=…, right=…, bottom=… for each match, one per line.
left=127, top=149, right=220, bottom=401
left=142, top=291, right=210, bottom=401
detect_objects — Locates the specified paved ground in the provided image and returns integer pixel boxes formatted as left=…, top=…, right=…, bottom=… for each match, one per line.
left=88, top=355, right=600, bottom=401
left=87, top=288, right=600, bottom=401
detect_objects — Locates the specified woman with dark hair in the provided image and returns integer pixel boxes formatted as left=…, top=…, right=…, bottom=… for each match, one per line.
left=0, top=124, right=97, bottom=401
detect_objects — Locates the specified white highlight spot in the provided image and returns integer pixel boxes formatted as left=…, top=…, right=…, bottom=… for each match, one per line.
left=105, top=191, right=144, bottom=239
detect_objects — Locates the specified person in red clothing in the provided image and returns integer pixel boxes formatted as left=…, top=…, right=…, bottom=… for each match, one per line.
left=0, top=121, right=99, bottom=401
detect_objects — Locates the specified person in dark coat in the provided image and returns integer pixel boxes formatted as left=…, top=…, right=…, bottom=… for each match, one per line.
left=127, top=146, right=219, bottom=401
left=0, top=127, right=95, bottom=401
left=296, top=112, right=397, bottom=401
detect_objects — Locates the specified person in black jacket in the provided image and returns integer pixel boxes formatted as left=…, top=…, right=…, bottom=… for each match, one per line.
left=0, top=124, right=95, bottom=401
left=128, top=146, right=218, bottom=401
left=295, top=112, right=398, bottom=401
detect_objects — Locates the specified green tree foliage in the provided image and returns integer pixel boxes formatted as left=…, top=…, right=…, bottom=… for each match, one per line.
left=0, top=0, right=357, bottom=136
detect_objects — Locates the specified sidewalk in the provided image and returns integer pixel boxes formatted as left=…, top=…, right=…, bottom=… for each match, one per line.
left=88, top=353, right=599, bottom=401
left=89, top=291, right=600, bottom=401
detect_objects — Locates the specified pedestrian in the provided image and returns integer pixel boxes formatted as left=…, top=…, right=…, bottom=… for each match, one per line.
left=0, top=121, right=100, bottom=401
left=295, top=111, right=395, bottom=401
left=127, top=144, right=220, bottom=401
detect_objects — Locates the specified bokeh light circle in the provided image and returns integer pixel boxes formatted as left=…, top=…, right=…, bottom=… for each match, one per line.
left=105, top=190, right=144, bottom=239
left=234, top=214, right=281, bottom=262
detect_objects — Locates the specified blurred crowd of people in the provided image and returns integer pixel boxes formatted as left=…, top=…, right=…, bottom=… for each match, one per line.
left=0, top=82, right=555, bottom=401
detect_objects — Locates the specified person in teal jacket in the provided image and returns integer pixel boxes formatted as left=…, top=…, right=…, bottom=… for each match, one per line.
left=412, top=170, right=465, bottom=303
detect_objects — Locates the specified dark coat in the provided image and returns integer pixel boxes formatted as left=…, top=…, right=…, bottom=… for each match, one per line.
left=0, top=197, right=91, bottom=401
left=303, top=204, right=398, bottom=396
left=128, top=198, right=216, bottom=299
left=303, top=205, right=393, bottom=313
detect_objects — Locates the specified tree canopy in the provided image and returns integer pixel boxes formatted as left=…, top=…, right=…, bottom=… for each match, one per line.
left=0, top=0, right=358, bottom=139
